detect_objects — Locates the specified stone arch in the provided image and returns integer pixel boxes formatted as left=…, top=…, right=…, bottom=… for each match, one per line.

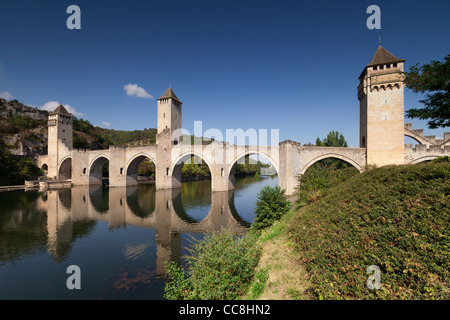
left=89, top=155, right=109, bottom=185
left=171, top=151, right=214, bottom=188
left=126, top=153, right=157, bottom=186
left=58, top=157, right=72, bottom=180
left=227, top=150, right=279, bottom=191
left=409, top=156, right=439, bottom=164
left=227, top=150, right=279, bottom=179
left=404, top=131, right=428, bottom=146
left=41, top=163, right=48, bottom=173
left=300, top=153, right=365, bottom=175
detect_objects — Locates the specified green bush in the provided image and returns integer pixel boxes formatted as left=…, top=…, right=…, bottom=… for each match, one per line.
left=251, top=185, right=291, bottom=231
left=164, top=229, right=261, bottom=300
left=289, top=162, right=450, bottom=299
left=296, top=161, right=359, bottom=208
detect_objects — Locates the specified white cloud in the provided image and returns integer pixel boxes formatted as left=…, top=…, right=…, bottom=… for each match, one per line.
left=0, top=91, right=13, bottom=100
left=39, top=101, right=84, bottom=117
left=101, top=121, right=110, bottom=128
left=123, top=83, right=153, bottom=99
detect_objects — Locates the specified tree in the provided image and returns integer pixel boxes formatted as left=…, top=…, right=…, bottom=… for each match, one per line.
left=403, top=54, right=450, bottom=129
left=315, top=130, right=348, bottom=147
left=251, top=185, right=290, bottom=231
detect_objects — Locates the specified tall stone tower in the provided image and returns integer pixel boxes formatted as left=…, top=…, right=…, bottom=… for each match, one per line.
left=157, top=87, right=182, bottom=145
left=47, top=104, right=73, bottom=179
left=156, top=88, right=182, bottom=190
left=358, top=45, right=406, bottom=166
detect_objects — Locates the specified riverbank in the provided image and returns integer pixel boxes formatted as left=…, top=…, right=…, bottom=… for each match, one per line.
left=253, top=160, right=449, bottom=300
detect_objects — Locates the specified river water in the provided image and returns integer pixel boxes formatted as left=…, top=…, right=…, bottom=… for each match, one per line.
left=0, top=175, right=278, bottom=300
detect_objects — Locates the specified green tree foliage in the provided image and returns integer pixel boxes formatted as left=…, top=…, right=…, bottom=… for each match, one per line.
left=251, top=185, right=291, bottom=231
left=0, top=138, right=42, bottom=185
left=403, top=54, right=450, bottom=128
left=138, top=159, right=155, bottom=177
left=164, top=229, right=261, bottom=300
left=315, top=130, right=348, bottom=147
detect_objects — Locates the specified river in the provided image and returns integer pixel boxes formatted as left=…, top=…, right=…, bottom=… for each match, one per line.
left=0, top=175, right=278, bottom=300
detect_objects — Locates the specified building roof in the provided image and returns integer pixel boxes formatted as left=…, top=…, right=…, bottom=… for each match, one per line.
left=51, top=104, right=71, bottom=115
left=367, top=45, right=405, bottom=67
left=157, top=87, right=182, bottom=103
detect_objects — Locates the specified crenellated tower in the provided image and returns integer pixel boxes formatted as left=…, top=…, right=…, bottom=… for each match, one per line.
left=157, top=87, right=182, bottom=145
left=47, top=104, right=73, bottom=179
left=358, top=45, right=406, bottom=166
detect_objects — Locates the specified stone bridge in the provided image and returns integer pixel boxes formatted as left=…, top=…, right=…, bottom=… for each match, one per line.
left=38, top=135, right=368, bottom=195
left=37, top=45, right=450, bottom=195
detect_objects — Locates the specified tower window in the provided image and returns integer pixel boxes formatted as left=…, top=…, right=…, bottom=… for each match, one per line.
left=163, top=113, right=165, bottom=118
left=373, top=66, right=377, bottom=71
left=393, top=63, right=397, bottom=68
left=83, top=168, right=86, bottom=174
left=120, top=168, right=123, bottom=175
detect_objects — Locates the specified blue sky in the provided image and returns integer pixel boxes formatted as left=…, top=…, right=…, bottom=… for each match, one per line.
left=0, top=0, right=449, bottom=147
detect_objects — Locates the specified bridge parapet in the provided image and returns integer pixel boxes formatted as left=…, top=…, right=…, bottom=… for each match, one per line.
left=404, top=143, right=450, bottom=164
left=405, top=123, right=450, bottom=147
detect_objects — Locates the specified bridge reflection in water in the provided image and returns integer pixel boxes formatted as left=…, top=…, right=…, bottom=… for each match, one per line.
left=39, top=183, right=250, bottom=277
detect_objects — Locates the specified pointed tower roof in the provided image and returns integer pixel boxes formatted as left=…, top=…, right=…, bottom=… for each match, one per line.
left=367, top=45, right=405, bottom=67
left=157, top=87, right=182, bottom=104
left=51, top=104, right=71, bottom=115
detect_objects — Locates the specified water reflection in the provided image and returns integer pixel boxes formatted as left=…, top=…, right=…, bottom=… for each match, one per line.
left=0, top=176, right=278, bottom=299
left=2, top=183, right=250, bottom=269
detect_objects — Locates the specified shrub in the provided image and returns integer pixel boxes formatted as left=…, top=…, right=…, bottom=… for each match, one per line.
left=164, top=229, right=261, bottom=300
left=289, top=162, right=450, bottom=299
left=251, top=185, right=291, bottom=231
left=296, top=161, right=359, bottom=208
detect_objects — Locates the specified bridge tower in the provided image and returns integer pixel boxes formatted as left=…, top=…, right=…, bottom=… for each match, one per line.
left=358, top=44, right=406, bottom=166
left=157, top=87, right=182, bottom=145
left=47, top=104, right=73, bottom=179
left=156, top=87, right=183, bottom=189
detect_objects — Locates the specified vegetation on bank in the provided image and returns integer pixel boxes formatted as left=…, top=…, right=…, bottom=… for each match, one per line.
left=289, top=159, right=449, bottom=300
left=164, top=184, right=291, bottom=300
left=164, top=158, right=449, bottom=300
left=0, top=137, right=42, bottom=185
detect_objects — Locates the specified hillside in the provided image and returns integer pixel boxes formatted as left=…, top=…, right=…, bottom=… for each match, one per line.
left=0, top=98, right=158, bottom=185
left=0, top=98, right=158, bottom=156
left=257, top=159, right=449, bottom=300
